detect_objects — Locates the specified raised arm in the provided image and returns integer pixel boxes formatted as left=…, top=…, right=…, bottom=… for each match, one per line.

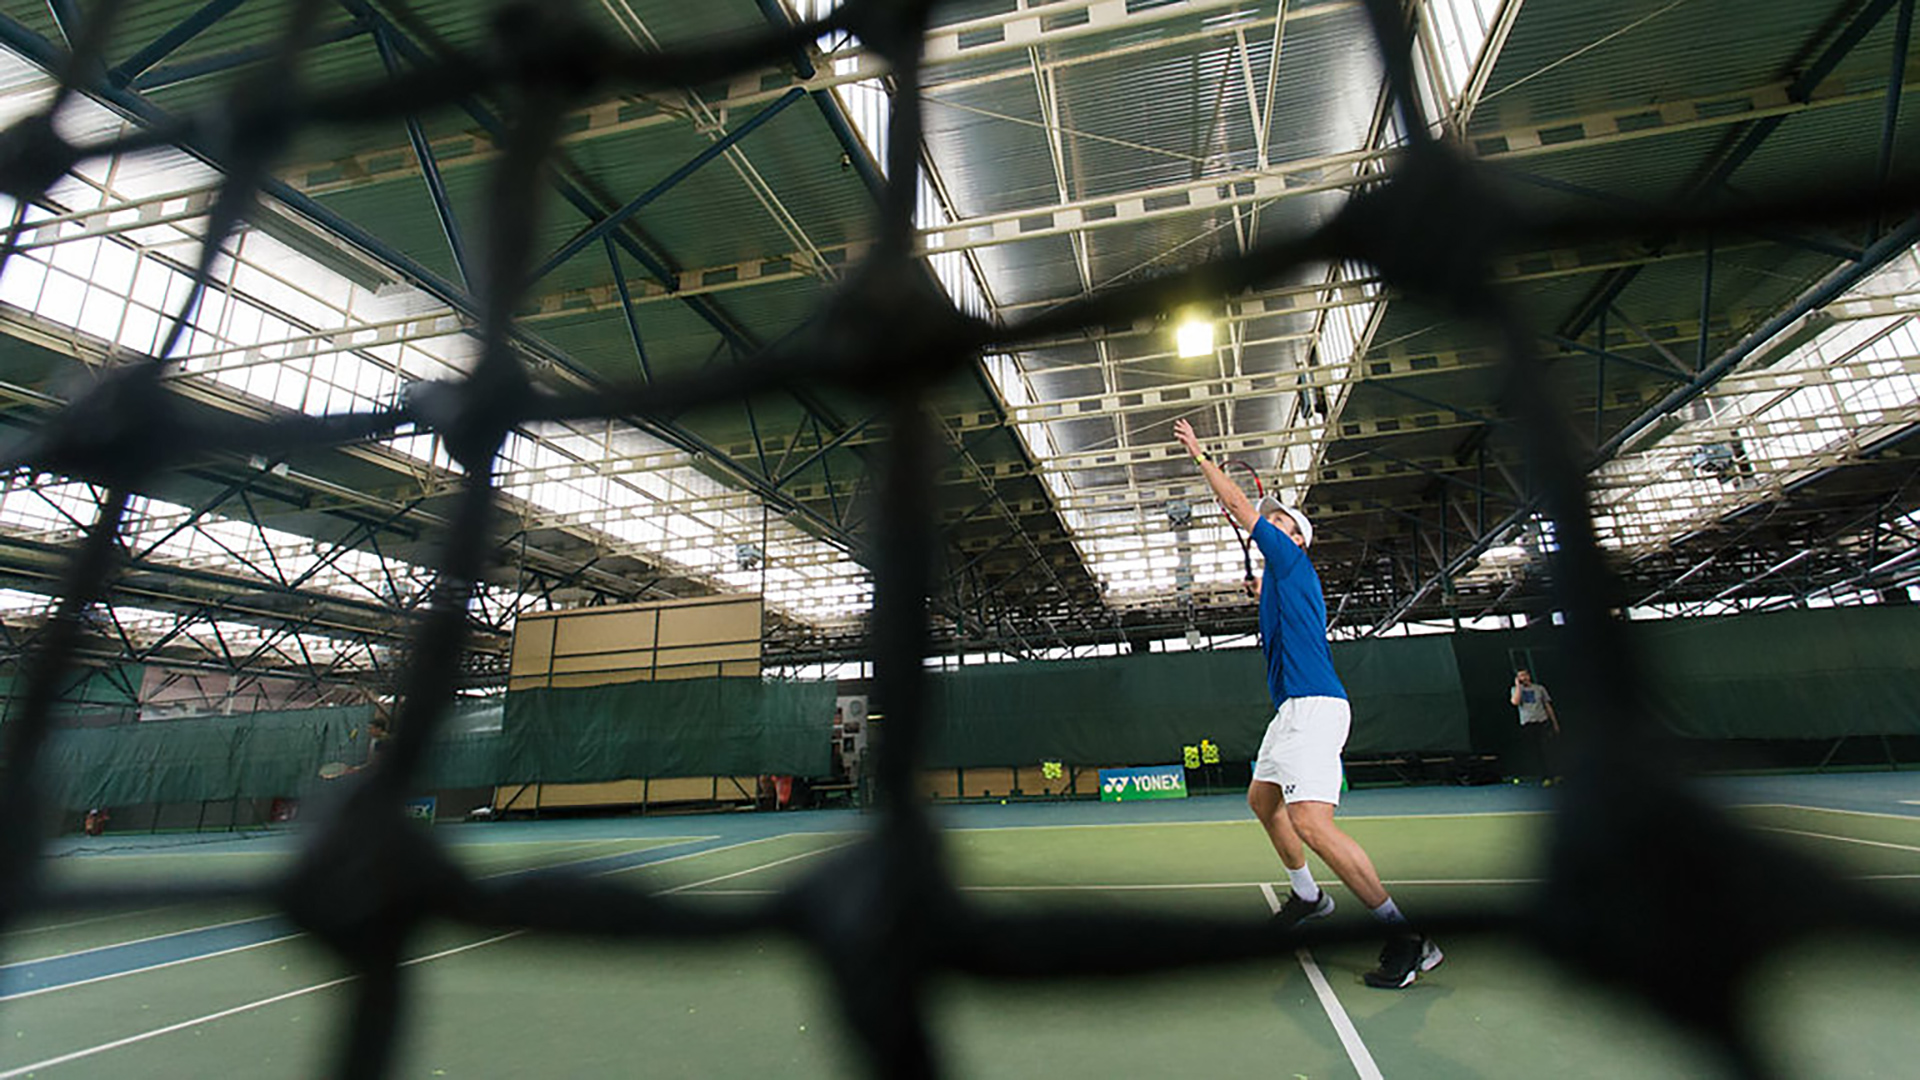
left=1174, top=418, right=1257, bottom=532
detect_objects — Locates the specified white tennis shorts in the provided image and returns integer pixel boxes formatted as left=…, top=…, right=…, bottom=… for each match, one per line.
left=1251, top=695, right=1351, bottom=805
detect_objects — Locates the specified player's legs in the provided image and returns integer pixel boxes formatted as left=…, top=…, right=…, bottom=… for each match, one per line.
left=1285, top=799, right=1388, bottom=909
left=1262, top=696, right=1392, bottom=910
left=1249, top=706, right=1310, bottom=870
left=1247, top=778, right=1307, bottom=868
left=1265, top=697, right=1441, bottom=988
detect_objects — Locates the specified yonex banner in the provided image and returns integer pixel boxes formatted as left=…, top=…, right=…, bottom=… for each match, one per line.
left=1098, top=765, right=1188, bottom=802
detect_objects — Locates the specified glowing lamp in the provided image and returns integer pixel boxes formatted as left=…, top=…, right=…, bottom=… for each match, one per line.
left=1175, top=316, right=1215, bottom=358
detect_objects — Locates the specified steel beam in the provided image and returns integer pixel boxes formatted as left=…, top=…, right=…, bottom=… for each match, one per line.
left=1361, top=377, right=1499, bottom=427
left=1560, top=0, right=1902, bottom=339
left=526, top=86, right=808, bottom=287
left=371, top=23, right=472, bottom=288
left=1375, top=215, right=1920, bottom=632
left=132, top=17, right=370, bottom=91
left=0, top=9, right=882, bottom=574
left=107, top=0, right=250, bottom=87
left=1882, top=0, right=1916, bottom=200
left=1602, top=216, right=1920, bottom=461
left=604, top=237, right=653, bottom=384
left=1546, top=332, right=1690, bottom=383
left=43, top=0, right=80, bottom=50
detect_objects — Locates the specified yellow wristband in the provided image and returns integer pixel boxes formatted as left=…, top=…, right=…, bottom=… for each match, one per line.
left=1192, top=452, right=1207, bottom=465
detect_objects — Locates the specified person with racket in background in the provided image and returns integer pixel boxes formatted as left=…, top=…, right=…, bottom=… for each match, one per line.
left=1174, top=417, right=1442, bottom=989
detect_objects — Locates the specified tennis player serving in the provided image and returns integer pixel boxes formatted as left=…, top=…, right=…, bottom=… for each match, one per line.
left=1174, top=418, right=1442, bottom=989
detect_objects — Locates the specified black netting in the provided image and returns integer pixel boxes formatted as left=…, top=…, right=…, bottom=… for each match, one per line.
left=2, top=2, right=1918, bottom=1077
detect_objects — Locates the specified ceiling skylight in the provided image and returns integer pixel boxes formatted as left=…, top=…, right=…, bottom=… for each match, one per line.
left=0, top=45, right=872, bottom=636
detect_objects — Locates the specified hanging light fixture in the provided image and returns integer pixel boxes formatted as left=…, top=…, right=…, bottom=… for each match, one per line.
left=1174, top=310, right=1215, bottom=358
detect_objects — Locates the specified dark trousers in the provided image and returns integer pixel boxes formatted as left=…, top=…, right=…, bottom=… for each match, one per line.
left=1517, top=721, right=1557, bottom=779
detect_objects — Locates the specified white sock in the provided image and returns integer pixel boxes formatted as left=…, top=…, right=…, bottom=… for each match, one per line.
left=1370, top=898, right=1407, bottom=925
left=1286, top=865, right=1320, bottom=901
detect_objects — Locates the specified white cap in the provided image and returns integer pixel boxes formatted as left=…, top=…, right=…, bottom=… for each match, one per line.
left=1254, top=495, right=1313, bottom=548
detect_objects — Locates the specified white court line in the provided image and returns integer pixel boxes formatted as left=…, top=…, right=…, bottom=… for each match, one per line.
left=4, top=905, right=191, bottom=940
left=688, top=876, right=1551, bottom=896
left=650, top=840, right=855, bottom=894
left=4, top=915, right=279, bottom=970
left=697, top=868, right=1919, bottom=899
left=943, top=809, right=1551, bottom=835
left=457, top=835, right=715, bottom=849
left=1260, top=882, right=1383, bottom=1080
left=593, top=831, right=852, bottom=877
left=954, top=877, right=1543, bottom=891
left=697, top=876, right=1547, bottom=897
left=1754, top=826, right=1920, bottom=855
left=7, top=838, right=709, bottom=951
left=0, top=934, right=513, bottom=1080
left=0, top=838, right=844, bottom=1077
left=478, top=837, right=719, bottom=878
left=2, top=837, right=734, bottom=1004
left=7, top=839, right=697, bottom=975
left=1744, top=803, right=1920, bottom=823
left=0, top=935, right=298, bottom=1004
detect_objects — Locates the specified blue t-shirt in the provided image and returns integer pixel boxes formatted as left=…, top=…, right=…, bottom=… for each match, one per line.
left=1252, top=517, right=1346, bottom=707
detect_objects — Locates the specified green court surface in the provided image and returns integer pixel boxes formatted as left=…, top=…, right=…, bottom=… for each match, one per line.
left=4, top=775, right=1916, bottom=1078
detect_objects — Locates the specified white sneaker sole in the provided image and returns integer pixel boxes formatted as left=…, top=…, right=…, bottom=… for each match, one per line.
left=1273, top=892, right=1335, bottom=927
left=1366, top=939, right=1444, bottom=989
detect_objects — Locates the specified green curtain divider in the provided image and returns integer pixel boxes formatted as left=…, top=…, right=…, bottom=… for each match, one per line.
left=924, top=636, right=1471, bottom=770
left=1, top=662, right=143, bottom=726
left=43, top=705, right=371, bottom=812
left=424, top=730, right=510, bottom=790
left=1447, top=606, right=1920, bottom=746
left=502, top=678, right=835, bottom=781
left=1638, top=607, right=1920, bottom=739
left=30, top=606, right=1917, bottom=814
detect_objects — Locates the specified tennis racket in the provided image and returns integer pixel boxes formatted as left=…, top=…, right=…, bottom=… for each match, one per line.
left=318, top=761, right=351, bottom=780
left=1217, top=459, right=1263, bottom=592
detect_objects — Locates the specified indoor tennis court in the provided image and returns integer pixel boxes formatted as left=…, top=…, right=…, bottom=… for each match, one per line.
left=3, top=0, right=1920, bottom=1077
left=6, top=778, right=1918, bottom=1078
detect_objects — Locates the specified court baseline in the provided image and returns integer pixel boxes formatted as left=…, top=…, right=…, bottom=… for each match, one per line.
left=0, top=834, right=849, bottom=1077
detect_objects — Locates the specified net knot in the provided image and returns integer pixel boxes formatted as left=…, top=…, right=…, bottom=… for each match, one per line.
left=0, top=112, right=80, bottom=202
left=1326, top=142, right=1519, bottom=316
left=9, top=361, right=179, bottom=488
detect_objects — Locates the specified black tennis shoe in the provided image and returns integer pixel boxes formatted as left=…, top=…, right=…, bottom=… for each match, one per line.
left=1362, top=933, right=1443, bottom=989
left=1272, top=888, right=1334, bottom=929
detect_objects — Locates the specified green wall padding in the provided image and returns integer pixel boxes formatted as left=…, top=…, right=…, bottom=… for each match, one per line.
left=1, top=662, right=143, bottom=725
left=30, top=605, right=1918, bottom=812
left=502, top=678, right=835, bottom=781
left=925, top=636, right=1471, bottom=769
left=1446, top=605, right=1920, bottom=745
left=1638, top=607, right=1920, bottom=738
left=45, top=705, right=370, bottom=812
left=38, top=680, right=833, bottom=811
left=1337, top=635, right=1474, bottom=753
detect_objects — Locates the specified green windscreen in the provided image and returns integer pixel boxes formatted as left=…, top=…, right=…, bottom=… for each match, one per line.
left=38, top=679, right=833, bottom=811
left=1638, top=606, right=1920, bottom=738
left=925, top=635, right=1471, bottom=769
left=44, top=704, right=371, bottom=811
left=502, top=677, right=834, bottom=780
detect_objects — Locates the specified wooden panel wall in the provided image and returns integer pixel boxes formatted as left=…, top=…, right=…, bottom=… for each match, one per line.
left=502, top=595, right=763, bottom=810
left=508, top=595, right=762, bottom=690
